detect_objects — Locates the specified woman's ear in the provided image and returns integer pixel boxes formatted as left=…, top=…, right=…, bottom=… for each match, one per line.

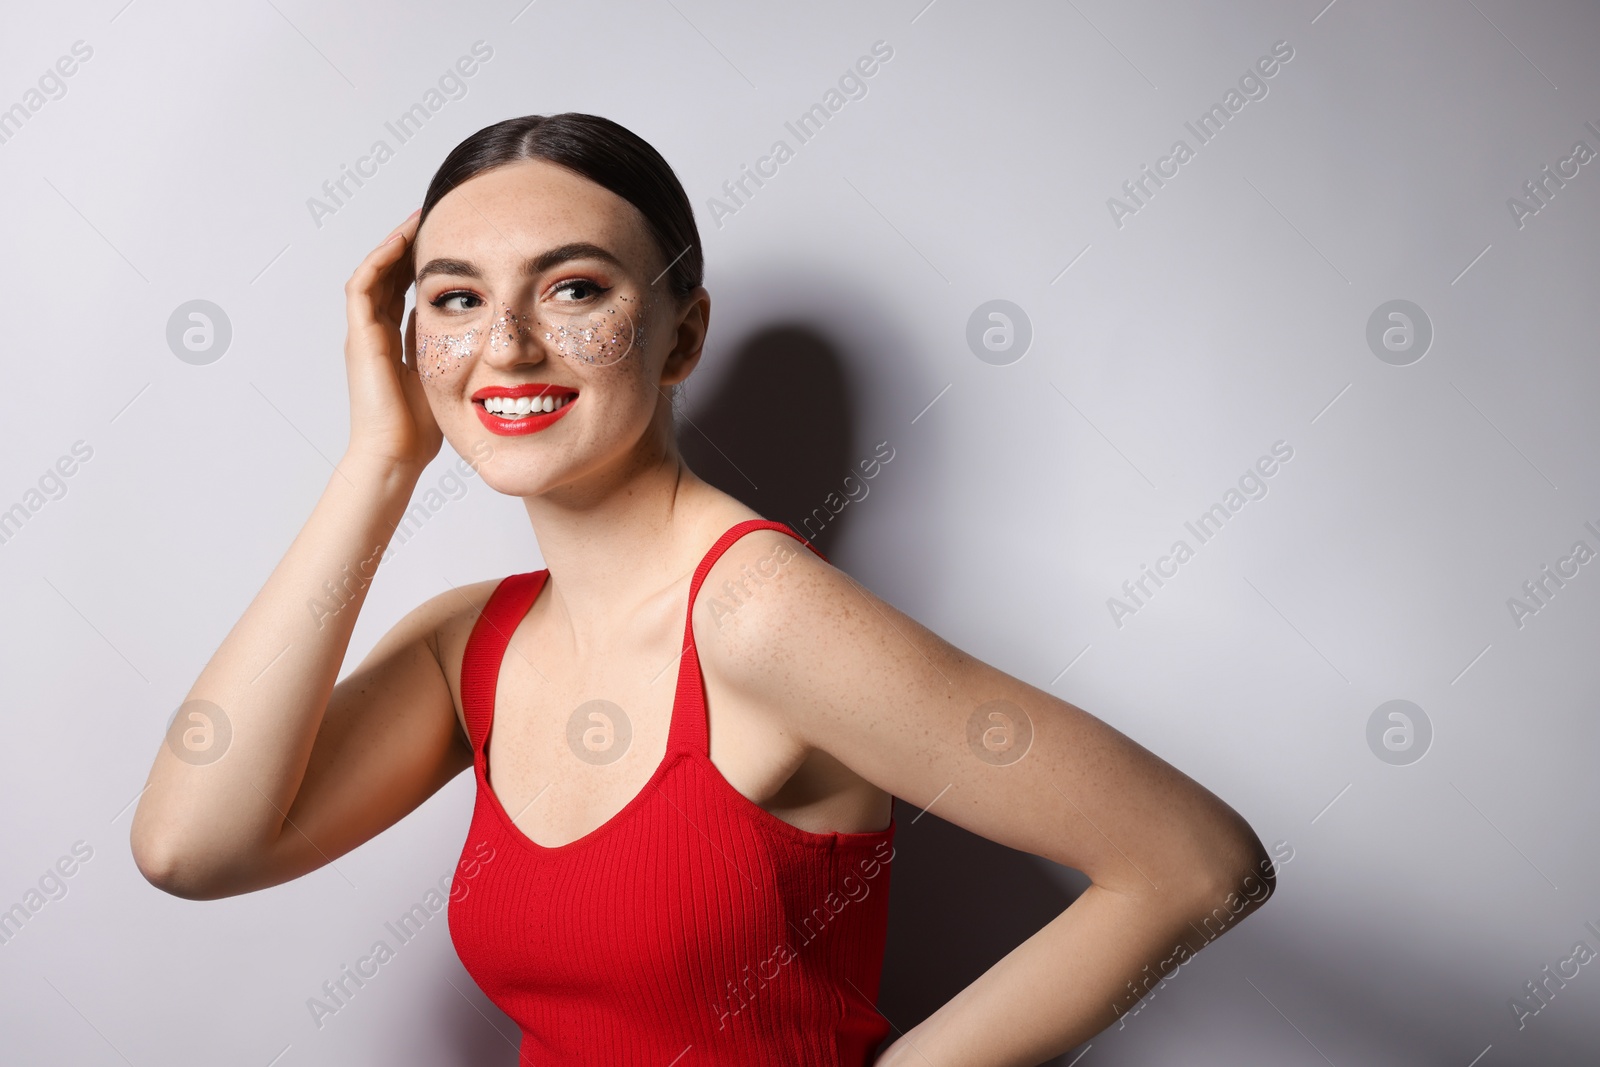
left=659, top=286, right=710, bottom=387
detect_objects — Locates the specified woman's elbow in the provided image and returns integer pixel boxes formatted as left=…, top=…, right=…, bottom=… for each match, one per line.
left=130, top=829, right=194, bottom=899
left=1186, top=819, right=1279, bottom=925
left=129, top=820, right=232, bottom=901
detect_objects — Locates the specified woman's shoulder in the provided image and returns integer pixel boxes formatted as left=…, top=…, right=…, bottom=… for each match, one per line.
left=402, top=574, right=530, bottom=705
left=691, top=523, right=842, bottom=669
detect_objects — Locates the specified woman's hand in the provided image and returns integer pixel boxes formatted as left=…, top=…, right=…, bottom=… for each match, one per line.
left=342, top=209, right=442, bottom=474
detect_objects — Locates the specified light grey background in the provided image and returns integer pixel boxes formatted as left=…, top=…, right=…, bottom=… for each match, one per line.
left=3, top=1, right=1598, bottom=1064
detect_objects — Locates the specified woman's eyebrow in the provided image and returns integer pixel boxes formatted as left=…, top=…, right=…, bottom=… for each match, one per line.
left=415, top=242, right=626, bottom=283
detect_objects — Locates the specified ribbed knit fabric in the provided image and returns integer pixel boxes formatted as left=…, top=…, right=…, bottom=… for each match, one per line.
left=448, top=519, right=897, bottom=1066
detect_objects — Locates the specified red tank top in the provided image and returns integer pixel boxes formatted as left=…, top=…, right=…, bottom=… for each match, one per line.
left=448, top=518, right=897, bottom=1065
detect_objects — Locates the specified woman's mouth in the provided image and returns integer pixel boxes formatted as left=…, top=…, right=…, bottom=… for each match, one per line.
left=471, top=386, right=579, bottom=436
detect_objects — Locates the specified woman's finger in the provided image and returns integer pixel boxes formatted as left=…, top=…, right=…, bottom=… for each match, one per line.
left=346, top=212, right=421, bottom=332
left=403, top=305, right=417, bottom=372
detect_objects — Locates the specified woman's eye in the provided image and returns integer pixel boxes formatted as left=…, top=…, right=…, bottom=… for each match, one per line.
left=430, top=291, right=482, bottom=313
left=552, top=279, right=609, bottom=302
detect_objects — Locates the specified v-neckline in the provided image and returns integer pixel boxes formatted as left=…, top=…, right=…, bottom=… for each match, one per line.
left=476, top=567, right=695, bottom=854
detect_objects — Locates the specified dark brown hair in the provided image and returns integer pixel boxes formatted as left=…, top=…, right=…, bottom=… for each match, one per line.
left=418, top=113, right=703, bottom=303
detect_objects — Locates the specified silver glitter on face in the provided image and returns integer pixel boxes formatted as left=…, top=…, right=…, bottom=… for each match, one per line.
left=416, top=290, right=662, bottom=379
left=542, top=290, right=657, bottom=368
left=416, top=326, right=481, bottom=381
left=487, top=302, right=536, bottom=353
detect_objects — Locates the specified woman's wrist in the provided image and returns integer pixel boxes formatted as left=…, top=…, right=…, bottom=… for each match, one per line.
left=337, top=448, right=430, bottom=492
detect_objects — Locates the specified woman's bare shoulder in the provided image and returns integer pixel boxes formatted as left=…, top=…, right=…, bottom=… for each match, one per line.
left=390, top=575, right=521, bottom=738
left=690, top=526, right=819, bottom=635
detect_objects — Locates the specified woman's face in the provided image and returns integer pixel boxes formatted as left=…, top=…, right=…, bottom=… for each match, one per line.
left=411, top=158, right=702, bottom=497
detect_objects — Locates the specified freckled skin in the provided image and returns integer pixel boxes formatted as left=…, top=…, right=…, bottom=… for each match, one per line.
left=416, top=326, right=482, bottom=382
left=540, top=291, right=657, bottom=367
left=486, top=303, right=534, bottom=355
left=415, top=288, right=653, bottom=380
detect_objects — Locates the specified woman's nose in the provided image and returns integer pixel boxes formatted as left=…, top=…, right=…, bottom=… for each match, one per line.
left=484, top=302, right=543, bottom=362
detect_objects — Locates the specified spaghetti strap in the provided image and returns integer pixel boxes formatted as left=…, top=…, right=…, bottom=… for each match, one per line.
left=667, top=518, right=827, bottom=758
left=459, top=570, right=548, bottom=754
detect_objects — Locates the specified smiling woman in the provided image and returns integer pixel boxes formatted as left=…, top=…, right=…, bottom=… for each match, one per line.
left=129, top=112, right=1275, bottom=1067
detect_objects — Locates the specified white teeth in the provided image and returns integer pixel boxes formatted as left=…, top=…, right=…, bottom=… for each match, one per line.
left=483, top=394, right=574, bottom=418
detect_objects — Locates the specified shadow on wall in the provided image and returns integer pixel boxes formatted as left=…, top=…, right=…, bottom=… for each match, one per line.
left=875, top=801, right=1092, bottom=1065
left=673, top=262, right=951, bottom=628
left=678, top=321, right=861, bottom=559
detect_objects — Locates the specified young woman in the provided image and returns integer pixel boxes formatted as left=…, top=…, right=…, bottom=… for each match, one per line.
left=131, top=113, right=1275, bottom=1066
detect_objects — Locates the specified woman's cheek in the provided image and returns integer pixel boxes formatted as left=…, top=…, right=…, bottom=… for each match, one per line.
left=545, top=291, right=655, bottom=368
left=416, top=326, right=482, bottom=382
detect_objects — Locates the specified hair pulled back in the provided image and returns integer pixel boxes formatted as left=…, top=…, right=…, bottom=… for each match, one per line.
left=419, top=112, right=703, bottom=303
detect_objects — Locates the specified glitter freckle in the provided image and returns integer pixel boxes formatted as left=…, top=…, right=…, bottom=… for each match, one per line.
left=542, top=290, right=656, bottom=367
left=417, top=290, right=660, bottom=376
left=487, top=302, right=535, bottom=353
left=416, top=327, right=481, bottom=381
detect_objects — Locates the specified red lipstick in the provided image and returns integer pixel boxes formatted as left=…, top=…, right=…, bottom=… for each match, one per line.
left=470, top=383, right=579, bottom=437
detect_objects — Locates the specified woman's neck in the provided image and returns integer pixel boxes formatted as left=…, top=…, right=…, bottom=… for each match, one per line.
left=519, top=440, right=748, bottom=642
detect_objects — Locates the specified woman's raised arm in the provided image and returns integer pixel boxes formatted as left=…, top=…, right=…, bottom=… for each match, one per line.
left=130, top=212, right=472, bottom=899
left=697, top=531, right=1276, bottom=1065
